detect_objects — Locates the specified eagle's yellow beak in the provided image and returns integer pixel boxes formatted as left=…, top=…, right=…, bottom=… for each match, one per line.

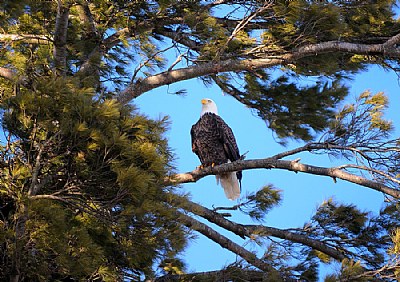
left=201, top=99, right=208, bottom=105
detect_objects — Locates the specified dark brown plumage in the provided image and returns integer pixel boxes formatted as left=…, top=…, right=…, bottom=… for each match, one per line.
left=191, top=99, right=242, bottom=200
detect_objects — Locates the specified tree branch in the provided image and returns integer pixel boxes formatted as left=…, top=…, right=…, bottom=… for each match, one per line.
left=182, top=199, right=346, bottom=260
left=156, top=27, right=200, bottom=51
left=118, top=32, right=400, bottom=103
left=118, top=58, right=283, bottom=103
left=0, top=67, right=30, bottom=88
left=0, top=34, right=50, bottom=44
left=28, top=145, right=44, bottom=196
left=178, top=212, right=278, bottom=274
left=76, top=1, right=98, bottom=38
left=293, top=39, right=400, bottom=59
left=28, top=194, right=68, bottom=202
left=154, top=269, right=272, bottom=282
left=53, top=0, right=70, bottom=76
left=0, top=67, right=17, bottom=81
left=168, top=158, right=400, bottom=198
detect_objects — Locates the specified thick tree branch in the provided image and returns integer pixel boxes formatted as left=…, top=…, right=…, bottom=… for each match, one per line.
left=0, top=67, right=31, bottom=89
left=0, top=34, right=50, bottom=44
left=178, top=212, right=278, bottom=274
left=294, top=39, right=400, bottom=59
left=28, top=145, right=44, bottom=196
left=168, top=158, right=400, bottom=198
left=76, top=1, right=98, bottom=38
left=0, top=67, right=17, bottom=81
left=53, top=0, right=70, bottom=76
left=183, top=199, right=346, bottom=261
left=29, top=194, right=68, bottom=202
left=118, top=58, right=283, bottom=103
left=118, top=32, right=400, bottom=103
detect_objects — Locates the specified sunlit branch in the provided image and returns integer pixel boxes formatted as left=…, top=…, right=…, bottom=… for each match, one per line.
left=118, top=57, right=283, bottom=103
left=0, top=67, right=17, bottom=81
left=338, top=164, right=400, bottom=185
left=168, top=158, right=400, bottom=198
left=28, top=145, right=44, bottom=196
left=0, top=34, right=51, bottom=44
left=118, top=31, right=400, bottom=103
left=270, top=142, right=380, bottom=160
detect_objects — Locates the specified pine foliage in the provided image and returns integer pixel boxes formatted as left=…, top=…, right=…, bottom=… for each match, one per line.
left=0, top=77, right=186, bottom=279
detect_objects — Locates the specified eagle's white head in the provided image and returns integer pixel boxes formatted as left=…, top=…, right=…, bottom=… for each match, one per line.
left=200, top=98, right=218, bottom=116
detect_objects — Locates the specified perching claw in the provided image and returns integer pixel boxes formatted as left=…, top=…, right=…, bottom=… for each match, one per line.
left=195, top=164, right=204, bottom=170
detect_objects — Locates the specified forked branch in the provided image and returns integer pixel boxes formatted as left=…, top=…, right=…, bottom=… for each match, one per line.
left=181, top=199, right=346, bottom=260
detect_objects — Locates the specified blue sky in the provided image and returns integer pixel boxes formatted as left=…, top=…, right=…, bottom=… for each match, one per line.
left=135, top=65, right=400, bottom=279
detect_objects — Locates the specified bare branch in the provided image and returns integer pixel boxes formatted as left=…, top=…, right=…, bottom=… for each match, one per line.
left=0, top=67, right=30, bottom=88
left=28, top=145, right=43, bottom=196
left=183, top=199, right=346, bottom=260
left=338, top=164, right=400, bottom=184
left=293, top=39, right=400, bottom=59
left=75, top=1, right=98, bottom=38
left=118, top=57, right=283, bottom=103
left=0, top=67, right=17, bottom=81
left=204, top=0, right=229, bottom=8
left=118, top=32, right=400, bottom=103
left=0, top=34, right=50, bottom=44
left=168, top=158, right=400, bottom=198
left=179, top=212, right=278, bottom=274
left=29, top=194, right=68, bottom=202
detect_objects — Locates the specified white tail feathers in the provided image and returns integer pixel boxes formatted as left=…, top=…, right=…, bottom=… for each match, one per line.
left=216, top=172, right=240, bottom=200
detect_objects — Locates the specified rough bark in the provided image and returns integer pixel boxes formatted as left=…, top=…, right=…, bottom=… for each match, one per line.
left=179, top=213, right=279, bottom=275
left=182, top=199, right=346, bottom=261
left=118, top=31, right=400, bottom=103
left=0, top=34, right=50, bottom=44
left=168, top=158, right=400, bottom=199
left=53, top=0, right=70, bottom=76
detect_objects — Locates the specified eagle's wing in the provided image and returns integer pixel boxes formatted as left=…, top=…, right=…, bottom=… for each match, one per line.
left=215, top=115, right=242, bottom=187
left=190, top=125, right=198, bottom=155
left=215, top=115, right=240, bottom=162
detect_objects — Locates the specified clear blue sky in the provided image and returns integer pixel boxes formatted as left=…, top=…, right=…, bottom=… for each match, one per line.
left=135, top=65, right=400, bottom=279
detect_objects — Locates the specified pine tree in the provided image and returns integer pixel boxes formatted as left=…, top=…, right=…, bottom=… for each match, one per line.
left=0, top=0, right=399, bottom=281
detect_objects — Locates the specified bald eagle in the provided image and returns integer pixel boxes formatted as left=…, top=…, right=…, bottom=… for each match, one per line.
left=191, top=98, right=242, bottom=200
